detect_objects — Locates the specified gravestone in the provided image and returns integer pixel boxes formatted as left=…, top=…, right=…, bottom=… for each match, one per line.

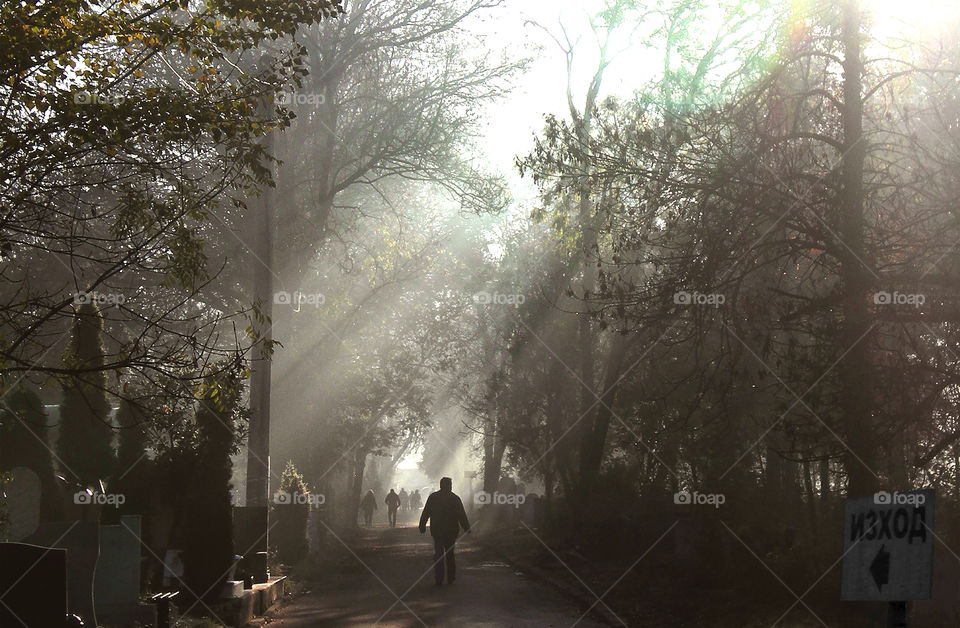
left=24, top=520, right=99, bottom=627
left=233, top=506, right=269, bottom=583
left=3, top=466, right=41, bottom=542
left=95, top=515, right=155, bottom=626
left=0, top=542, right=67, bottom=627
left=162, top=549, right=184, bottom=587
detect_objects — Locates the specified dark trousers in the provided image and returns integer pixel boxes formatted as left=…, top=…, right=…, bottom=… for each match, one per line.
left=388, top=507, right=398, bottom=527
left=433, top=537, right=456, bottom=584
left=363, top=508, right=373, bottom=525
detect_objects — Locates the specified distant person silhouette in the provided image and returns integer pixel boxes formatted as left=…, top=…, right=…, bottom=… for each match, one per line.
left=399, top=488, right=409, bottom=512
left=360, top=489, right=377, bottom=526
left=419, top=477, right=470, bottom=585
left=410, top=489, right=422, bottom=511
left=385, top=488, right=401, bottom=527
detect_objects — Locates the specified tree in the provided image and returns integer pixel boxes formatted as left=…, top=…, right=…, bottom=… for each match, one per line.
left=108, top=391, right=156, bottom=523
left=273, top=460, right=310, bottom=563
left=519, top=0, right=777, bottom=505
left=0, top=0, right=343, bottom=397
left=522, top=0, right=960, bottom=510
left=114, top=396, right=150, bottom=486
left=182, top=364, right=246, bottom=604
left=231, top=0, right=517, bottom=509
left=57, top=303, right=115, bottom=489
left=277, top=0, right=515, bottom=263
left=0, top=386, right=62, bottom=521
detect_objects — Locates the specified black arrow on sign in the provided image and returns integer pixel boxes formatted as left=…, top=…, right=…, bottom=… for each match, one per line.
left=870, top=544, right=890, bottom=591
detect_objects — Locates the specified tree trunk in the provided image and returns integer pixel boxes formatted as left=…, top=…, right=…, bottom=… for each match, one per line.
left=837, top=0, right=877, bottom=497
left=245, top=128, right=275, bottom=508
left=350, top=450, right=367, bottom=528
left=482, top=407, right=504, bottom=495
left=889, top=427, right=908, bottom=489
left=568, top=46, right=607, bottom=496
left=954, top=444, right=960, bottom=501
left=764, top=444, right=781, bottom=494
left=579, top=335, right=633, bottom=486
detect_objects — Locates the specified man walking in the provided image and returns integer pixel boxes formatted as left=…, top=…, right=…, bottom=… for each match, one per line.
left=419, top=477, right=470, bottom=585
left=360, top=489, right=377, bottom=526
left=385, top=488, right=401, bottom=527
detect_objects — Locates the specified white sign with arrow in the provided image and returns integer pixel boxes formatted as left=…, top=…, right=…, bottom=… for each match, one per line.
left=841, top=489, right=935, bottom=601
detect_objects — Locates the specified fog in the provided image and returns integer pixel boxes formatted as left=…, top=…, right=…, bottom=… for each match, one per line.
left=4, top=0, right=960, bottom=626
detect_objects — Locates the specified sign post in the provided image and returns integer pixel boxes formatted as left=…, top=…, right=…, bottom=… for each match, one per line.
left=888, top=601, right=907, bottom=627
left=841, top=489, right=935, bottom=628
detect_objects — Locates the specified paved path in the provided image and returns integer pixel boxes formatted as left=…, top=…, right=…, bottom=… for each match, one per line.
left=265, top=524, right=607, bottom=627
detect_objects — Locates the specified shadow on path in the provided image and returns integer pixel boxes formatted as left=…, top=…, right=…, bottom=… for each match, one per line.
left=266, top=524, right=608, bottom=627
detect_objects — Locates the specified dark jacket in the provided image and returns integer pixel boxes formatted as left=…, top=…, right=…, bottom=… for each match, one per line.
left=419, top=489, right=470, bottom=541
left=385, top=492, right=400, bottom=509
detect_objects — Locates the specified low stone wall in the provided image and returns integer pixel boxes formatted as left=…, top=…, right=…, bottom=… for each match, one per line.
left=209, top=575, right=287, bottom=627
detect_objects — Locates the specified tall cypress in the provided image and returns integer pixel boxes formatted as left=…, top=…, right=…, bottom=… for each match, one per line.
left=114, top=395, right=151, bottom=482
left=57, top=303, right=115, bottom=488
left=274, top=460, right=310, bottom=563
left=0, top=386, right=62, bottom=521
left=105, top=395, right=154, bottom=523
left=182, top=367, right=242, bottom=602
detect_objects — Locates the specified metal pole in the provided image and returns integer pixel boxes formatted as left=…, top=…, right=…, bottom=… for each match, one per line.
left=888, top=601, right=907, bottom=627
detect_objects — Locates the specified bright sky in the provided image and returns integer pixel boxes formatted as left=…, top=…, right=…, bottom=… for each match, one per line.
left=475, top=0, right=660, bottom=203
left=474, top=0, right=960, bottom=191
left=867, top=0, right=958, bottom=40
